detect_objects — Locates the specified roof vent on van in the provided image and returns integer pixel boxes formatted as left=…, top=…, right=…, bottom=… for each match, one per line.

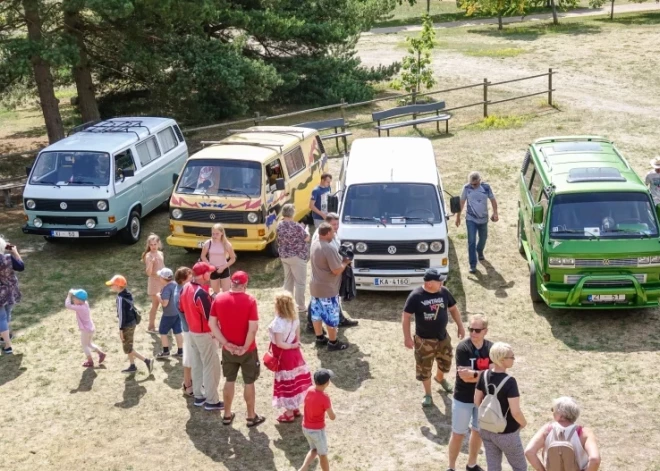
left=566, top=167, right=625, bottom=183
left=552, top=142, right=603, bottom=153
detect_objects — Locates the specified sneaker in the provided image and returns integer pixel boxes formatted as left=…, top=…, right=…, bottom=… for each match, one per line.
left=2, top=347, right=13, bottom=355
left=469, top=268, right=477, bottom=274
left=156, top=351, right=170, bottom=359
left=478, top=252, right=485, bottom=261
left=174, top=349, right=183, bottom=358
left=145, top=358, right=154, bottom=374
left=204, top=401, right=225, bottom=411
left=435, top=377, right=453, bottom=393
left=98, top=352, right=106, bottom=364
left=327, top=340, right=348, bottom=351
left=338, top=317, right=359, bottom=327
left=147, top=328, right=159, bottom=334
left=466, top=465, right=485, bottom=471
left=315, top=336, right=329, bottom=346
left=122, top=364, right=138, bottom=373
left=422, top=394, right=433, bottom=407
left=194, top=397, right=206, bottom=407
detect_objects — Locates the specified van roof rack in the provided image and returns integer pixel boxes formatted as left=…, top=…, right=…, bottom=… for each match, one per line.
left=200, top=140, right=284, bottom=151
left=227, top=128, right=305, bottom=141
left=72, top=120, right=151, bottom=139
left=534, top=136, right=611, bottom=145
left=67, top=119, right=102, bottom=136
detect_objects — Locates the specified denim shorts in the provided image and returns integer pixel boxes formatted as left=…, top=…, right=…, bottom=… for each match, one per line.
left=0, top=303, right=13, bottom=333
left=159, top=315, right=182, bottom=335
left=452, top=398, right=479, bottom=435
left=310, top=296, right=340, bottom=328
left=303, top=427, right=328, bottom=455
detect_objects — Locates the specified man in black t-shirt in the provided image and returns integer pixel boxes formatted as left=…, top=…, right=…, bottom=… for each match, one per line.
left=402, top=268, right=465, bottom=408
left=448, top=314, right=493, bottom=471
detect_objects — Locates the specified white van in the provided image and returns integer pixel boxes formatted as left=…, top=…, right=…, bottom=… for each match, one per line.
left=22, top=117, right=188, bottom=244
left=332, top=137, right=452, bottom=291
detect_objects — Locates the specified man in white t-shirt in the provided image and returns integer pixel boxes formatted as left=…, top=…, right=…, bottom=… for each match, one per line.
left=646, top=157, right=660, bottom=204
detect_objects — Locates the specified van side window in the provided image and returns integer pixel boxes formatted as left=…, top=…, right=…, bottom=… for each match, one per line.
left=173, top=124, right=185, bottom=143
left=114, top=149, right=136, bottom=181
left=530, top=169, right=543, bottom=201
left=136, top=136, right=161, bottom=166
left=265, top=159, right=285, bottom=191
left=539, top=192, right=549, bottom=222
left=524, top=158, right=535, bottom=190
left=157, top=127, right=178, bottom=154
left=284, top=146, right=306, bottom=177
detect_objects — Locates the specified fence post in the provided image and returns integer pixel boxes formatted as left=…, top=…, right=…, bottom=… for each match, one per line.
left=483, top=78, right=489, bottom=118
left=254, top=112, right=261, bottom=126
left=548, top=68, right=553, bottom=107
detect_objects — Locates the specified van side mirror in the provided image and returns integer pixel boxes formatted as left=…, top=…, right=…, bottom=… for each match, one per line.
left=328, top=194, right=339, bottom=213
left=449, top=196, right=461, bottom=215
left=532, top=205, right=544, bottom=224
left=120, top=168, right=134, bottom=178
left=172, top=173, right=179, bottom=185
left=25, top=165, right=32, bottom=177
left=275, top=178, right=285, bottom=191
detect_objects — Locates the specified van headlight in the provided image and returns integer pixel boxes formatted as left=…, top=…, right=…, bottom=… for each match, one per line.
left=651, top=256, right=660, bottom=264
left=85, top=219, right=96, bottom=229
left=97, top=200, right=107, bottom=211
left=343, top=242, right=354, bottom=251
left=355, top=242, right=368, bottom=253
left=638, top=257, right=650, bottom=265
left=430, top=241, right=442, bottom=252
left=416, top=242, right=429, bottom=253
left=549, top=258, right=574, bottom=267
left=34, top=217, right=43, bottom=228
left=26, top=199, right=36, bottom=209
left=172, top=208, right=183, bottom=219
left=247, top=212, right=259, bottom=223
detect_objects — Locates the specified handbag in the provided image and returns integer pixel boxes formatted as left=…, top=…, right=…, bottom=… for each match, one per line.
left=263, top=343, right=282, bottom=372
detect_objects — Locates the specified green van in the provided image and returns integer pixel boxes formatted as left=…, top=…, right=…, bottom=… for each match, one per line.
left=518, top=136, right=660, bottom=308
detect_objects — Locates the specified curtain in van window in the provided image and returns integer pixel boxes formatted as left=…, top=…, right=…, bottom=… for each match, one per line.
left=158, top=127, right=178, bottom=153
left=136, top=137, right=161, bottom=166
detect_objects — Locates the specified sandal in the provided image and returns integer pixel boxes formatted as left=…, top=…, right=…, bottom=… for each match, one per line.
left=246, top=414, right=266, bottom=428
left=276, top=412, right=295, bottom=423
left=182, top=383, right=193, bottom=397
left=293, top=409, right=301, bottom=418
left=222, top=412, right=236, bottom=426
left=82, top=360, right=94, bottom=368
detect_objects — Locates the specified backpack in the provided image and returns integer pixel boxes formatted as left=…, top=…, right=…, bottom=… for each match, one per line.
left=477, top=371, right=511, bottom=433
left=124, top=298, right=142, bottom=325
left=545, top=425, right=581, bottom=471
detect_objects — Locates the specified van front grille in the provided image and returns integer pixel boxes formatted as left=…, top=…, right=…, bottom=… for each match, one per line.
left=39, top=216, right=97, bottom=226
left=564, top=274, right=646, bottom=285
left=354, top=259, right=430, bottom=270
left=173, top=208, right=263, bottom=224
left=26, top=199, right=105, bottom=212
left=343, top=240, right=443, bottom=255
left=182, top=226, right=247, bottom=238
left=574, top=258, right=637, bottom=268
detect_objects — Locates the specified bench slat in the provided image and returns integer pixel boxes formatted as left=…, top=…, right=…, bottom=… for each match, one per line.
left=320, top=131, right=352, bottom=140
left=372, top=101, right=446, bottom=122
left=374, top=114, right=451, bottom=130
left=295, top=118, right=346, bottom=131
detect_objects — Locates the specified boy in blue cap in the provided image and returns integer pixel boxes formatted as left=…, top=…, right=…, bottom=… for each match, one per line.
left=66, top=288, right=106, bottom=368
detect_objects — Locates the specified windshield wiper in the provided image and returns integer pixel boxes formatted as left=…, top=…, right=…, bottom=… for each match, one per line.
left=552, top=229, right=600, bottom=239
left=216, top=187, right=251, bottom=200
left=604, top=228, right=651, bottom=237
left=177, top=185, right=197, bottom=191
left=68, top=180, right=96, bottom=185
left=38, top=180, right=60, bottom=188
left=399, top=216, right=434, bottom=227
left=345, top=216, right=386, bottom=227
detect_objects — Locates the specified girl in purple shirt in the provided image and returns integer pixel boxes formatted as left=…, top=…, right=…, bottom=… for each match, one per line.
left=66, top=289, right=106, bottom=368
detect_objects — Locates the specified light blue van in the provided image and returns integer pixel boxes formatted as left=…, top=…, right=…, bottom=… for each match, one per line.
left=22, top=117, right=188, bottom=244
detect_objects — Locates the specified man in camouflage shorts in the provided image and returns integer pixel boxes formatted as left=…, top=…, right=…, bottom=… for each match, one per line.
left=402, top=268, right=465, bottom=407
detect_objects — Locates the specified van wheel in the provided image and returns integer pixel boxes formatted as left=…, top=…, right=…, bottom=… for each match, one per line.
left=517, top=219, right=526, bottom=257
left=266, top=239, right=279, bottom=258
left=529, top=262, right=542, bottom=303
left=120, top=211, right=142, bottom=245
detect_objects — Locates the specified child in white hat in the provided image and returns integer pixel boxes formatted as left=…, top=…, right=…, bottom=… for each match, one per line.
left=66, top=289, right=105, bottom=368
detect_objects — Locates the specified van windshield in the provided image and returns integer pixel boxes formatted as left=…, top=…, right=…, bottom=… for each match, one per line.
left=549, top=192, right=659, bottom=238
left=30, top=151, right=110, bottom=186
left=177, top=159, right=262, bottom=197
left=342, top=183, right=442, bottom=224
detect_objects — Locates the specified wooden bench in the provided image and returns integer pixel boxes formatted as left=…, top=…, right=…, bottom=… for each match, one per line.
left=0, top=178, right=27, bottom=208
left=372, top=101, right=451, bottom=137
left=295, top=118, right=352, bottom=153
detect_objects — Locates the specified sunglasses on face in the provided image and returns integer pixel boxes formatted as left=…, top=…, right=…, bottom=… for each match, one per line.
left=505, top=356, right=516, bottom=360
left=468, top=327, right=486, bottom=333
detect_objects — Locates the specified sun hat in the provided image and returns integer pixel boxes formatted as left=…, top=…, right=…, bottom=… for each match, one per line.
left=157, top=267, right=174, bottom=280
left=192, top=262, right=215, bottom=276
left=71, top=289, right=88, bottom=301
left=313, top=368, right=335, bottom=386
left=231, top=271, right=249, bottom=285
left=650, top=157, right=660, bottom=169
left=105, top=275, right=127, bottom=287
left=423, top=268, right=447, bottom=282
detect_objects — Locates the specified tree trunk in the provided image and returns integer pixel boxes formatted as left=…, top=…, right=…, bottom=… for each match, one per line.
left=426, top=0, right=431, bottom=13
left=23, top=0, right=64, bottom=144
left=551, top=0, right=559, bottom=25
left=498, top=13, right=503, bottom=30
left=63, top=6, right=100, bottom=123
left=610, top=0, right=615, bottom=19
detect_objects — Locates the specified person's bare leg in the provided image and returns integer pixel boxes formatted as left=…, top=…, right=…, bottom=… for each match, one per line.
left=448, top=432, right=465, bottom=469
left=174, top=333, right=183, bottom=349
left=210, top=279, right=221, bottom=296
left=128, top=351, right=136, bottom=365
left=313, top=320, right=324, bottom=336
left=298, top=450, right=318, bottom=471
left=161, top=334, right=169, bottom=349
left=245, top=383, right=256, bottom=418
left=319, top=455, right=330, bottom=471
left=435, top=370, right=445, bottom=382
left=132, top=350, right=146, bottom=362
left=148, top=296, right=159, bottom=330
left=223, top=381, right=236, bottom=417
left=423, top=378, right=432, bottom=395
left=183, top=366, right=192, bottom=388
left=220, top=277, right=231, bottom=293
left=326, top=326, right=337, bottom=342
left=467, top=429, right=483, bottom=467
left=1, top=330, right=12, bottom=349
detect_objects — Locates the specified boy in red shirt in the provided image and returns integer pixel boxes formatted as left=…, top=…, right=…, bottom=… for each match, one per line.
left=299, top=369, right=336, bottom=471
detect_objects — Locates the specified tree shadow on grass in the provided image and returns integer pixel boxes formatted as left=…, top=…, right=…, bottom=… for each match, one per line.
left=467, top=22, right=602, bottom=41
left=185, top=400, right=277, bottom=470
left=593, top=12, right=660, bottom=26
left=272, top=422, right=309, bottom=470
left=420, top=392, right=452, bottom=446
left=114, top=374, right=151, bottom=409
left=0, top=353, right=26, bottom=387
left=533, top=302, right=660, bottom=353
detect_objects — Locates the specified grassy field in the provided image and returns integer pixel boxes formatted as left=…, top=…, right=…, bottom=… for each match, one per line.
left=3, top=11, right=660, bottom=471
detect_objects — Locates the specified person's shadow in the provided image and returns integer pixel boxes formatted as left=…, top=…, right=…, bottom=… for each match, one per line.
left=420, top=392, right=452, bottom=446
left=113, top=374, right=149, bottom=409
left=70, top=366, right=105, bottom=393
left=315, top=333, right=372, bottom=392
left=0, top=353, right=26, bottom=387
left=272, top=422, right=309, bottom=470
left=468, top=260, right=515, bottom=298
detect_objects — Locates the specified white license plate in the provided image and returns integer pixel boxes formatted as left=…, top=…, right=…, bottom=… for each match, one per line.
left=374, top=278, right=410, bottom=286
left=197, top=241, right=205, bottom=248
left=51, top=231, right=79, bottom=238
left=587, top=294, right=625, bottom=302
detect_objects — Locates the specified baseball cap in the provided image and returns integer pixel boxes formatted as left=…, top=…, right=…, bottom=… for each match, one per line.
left=192, top=262, right=215, bottom=276
left=105, top=275, right=127, bottom=287
left=423, top=268, right=447, bottom=282
left=157, top=267, right=174, bottom=280
left=71, top=289, right=88, bottom=301
left=313, top=368, right=335, bottom=386
left=231, top=271, right=249, bottom=285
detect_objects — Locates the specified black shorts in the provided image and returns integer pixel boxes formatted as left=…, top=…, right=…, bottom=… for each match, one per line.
left=210, top=267, right=230, bottom=280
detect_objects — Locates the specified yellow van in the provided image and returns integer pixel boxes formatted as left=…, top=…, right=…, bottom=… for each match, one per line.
left=167, top=126, right=328, bottom=256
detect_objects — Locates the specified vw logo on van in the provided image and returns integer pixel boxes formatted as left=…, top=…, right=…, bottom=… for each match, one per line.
left=388, top=245, right=397, bottom=254
left=602, top=259, right=610, bottom=265
left=209, top=214, right=216, bottom=220
left=60, top=202, right=67, bottom=210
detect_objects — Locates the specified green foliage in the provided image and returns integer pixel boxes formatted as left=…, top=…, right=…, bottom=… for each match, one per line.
left=474, top=114, right=527, bottom=129
left=392, top=14, right=435, bottom=98
left=460, top=0, right=528, bottom=27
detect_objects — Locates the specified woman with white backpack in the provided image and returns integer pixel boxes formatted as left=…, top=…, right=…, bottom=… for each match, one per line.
left=524, top=397, right=601, bottom=471
left=474, top=342, right=528, bottom=471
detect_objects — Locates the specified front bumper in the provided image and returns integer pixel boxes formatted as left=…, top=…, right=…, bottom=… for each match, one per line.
left=167, top=234, right=269, bottom=252
left=22, top=225, right=119, bottom=238
left=540, top=274, right=660, bottom=308
left=354, top=267, right=449, bottom=291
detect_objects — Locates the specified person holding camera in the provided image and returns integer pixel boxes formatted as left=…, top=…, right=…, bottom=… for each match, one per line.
left=0, top=237, right=22, bottom=355
left=309, top=223, right=351, bottom=352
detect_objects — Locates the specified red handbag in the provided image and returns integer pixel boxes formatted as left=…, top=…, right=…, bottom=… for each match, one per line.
left=263, top=343, right=282, bottom=372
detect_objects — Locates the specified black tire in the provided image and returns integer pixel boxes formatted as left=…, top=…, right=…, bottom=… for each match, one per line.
left=517, top=218, right=526, bottom=257
left=120, top=210, right=142, bottom=245
left=529, top=262, right=543, bottom=304
left=266, top=238, right=279, bottom=258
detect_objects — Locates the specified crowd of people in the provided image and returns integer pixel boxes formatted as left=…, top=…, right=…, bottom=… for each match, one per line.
left=0, top=170, right=604, bottom=471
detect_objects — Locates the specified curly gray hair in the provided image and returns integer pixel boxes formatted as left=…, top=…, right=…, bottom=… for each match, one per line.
left=282, top=204, right=295, bottom=218
left=552, top=396, right=580, bottom=423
